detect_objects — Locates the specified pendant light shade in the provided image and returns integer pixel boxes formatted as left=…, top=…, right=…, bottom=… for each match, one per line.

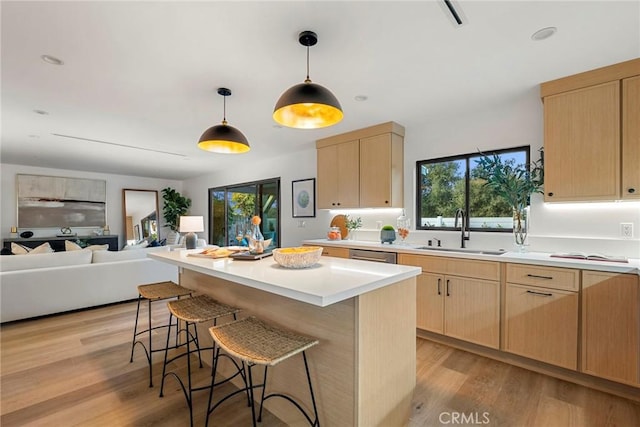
left=198, top=88, right=250, bottom=154
left=273, top=31, right=343, bottom=129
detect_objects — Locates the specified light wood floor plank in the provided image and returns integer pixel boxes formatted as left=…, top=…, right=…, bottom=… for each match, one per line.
left=2, top=301, right=639, bottom=426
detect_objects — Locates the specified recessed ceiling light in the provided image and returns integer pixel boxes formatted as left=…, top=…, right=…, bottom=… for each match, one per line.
left=531, top=27, right=557, bottom=41
left=33, top=109, right=49, bottom=115
left=354, top=95, right=368, bottom=102
left=28, top=134, right=40, bottom=138
left=41, top=54, right=64, bottom=65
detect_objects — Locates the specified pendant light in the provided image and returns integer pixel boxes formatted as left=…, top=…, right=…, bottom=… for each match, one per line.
left=273, top=30, right=343, bottom=129
left=198, top=88, right=250, bottom=154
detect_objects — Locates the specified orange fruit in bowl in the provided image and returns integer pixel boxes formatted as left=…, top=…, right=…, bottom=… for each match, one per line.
left=251, top=215, right=262, bottom=225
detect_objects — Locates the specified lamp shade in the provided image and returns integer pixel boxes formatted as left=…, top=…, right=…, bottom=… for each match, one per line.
left=198, top=87, right=250, bottom=154
left=179, top=216, right=204, bottom=233
left=198, top=123, right=250, bottom=153
left=273, top=81, right=343, bottom=129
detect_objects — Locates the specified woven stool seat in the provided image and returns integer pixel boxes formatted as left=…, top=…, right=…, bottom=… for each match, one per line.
left=210, top=316, right=319, bottom=366
left=168, top=295, right=240, bottom=323
left=206, top=317, right=320, bottom=427
left=137, top=281, right=191, bottom=300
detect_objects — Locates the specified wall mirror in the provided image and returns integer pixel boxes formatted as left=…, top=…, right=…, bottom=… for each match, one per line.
left=122, top=189, right=159, bottom=245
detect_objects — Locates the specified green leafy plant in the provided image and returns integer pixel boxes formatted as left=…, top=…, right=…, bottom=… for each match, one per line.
left=475, top=150, right=544, bottom=212
left=381, top=225, right=395, bottom=231
left=345, top=215, right=363, bottom=231
left=161, top=187, right=192, bottom=232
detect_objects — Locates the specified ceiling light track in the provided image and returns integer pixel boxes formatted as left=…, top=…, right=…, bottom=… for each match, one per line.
left=52, top=134, right=186, bottom=157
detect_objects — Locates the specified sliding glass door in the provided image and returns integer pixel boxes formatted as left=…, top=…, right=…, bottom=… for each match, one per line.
left=209, top=178, right=280, bottom=248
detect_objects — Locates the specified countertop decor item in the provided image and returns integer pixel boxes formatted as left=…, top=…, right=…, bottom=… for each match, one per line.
left=273, top=30, right=343, bottom=129
left=198, top=88, right=250, bottom=154
left=475, top=149, right=544, bottom=252
left=330, top=214, right=348, bottom=239
left=272, top=246, right=322, bottom=269
left=179, top=216, right=204, bottom=250
left=344, top=215, right=362, bottom=240
left=380, top=225, right=396, bottom=244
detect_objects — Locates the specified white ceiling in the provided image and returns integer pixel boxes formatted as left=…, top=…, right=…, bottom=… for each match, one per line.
left=2, top=1, right=639, bottom=181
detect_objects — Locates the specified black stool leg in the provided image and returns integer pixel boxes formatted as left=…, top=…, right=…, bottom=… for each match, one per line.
left=302, top=351, right=320, bottom=427
left=129, top=295, right=142, bottom=363
left=159, top=313, right=174, bottom=397
left=257, top=365, right=269, bottom=422
left=247, top=364, right=258, bottom=427
left=205, top=347, right=222, bottom=427
left=147, top=298, right=153, bottom=387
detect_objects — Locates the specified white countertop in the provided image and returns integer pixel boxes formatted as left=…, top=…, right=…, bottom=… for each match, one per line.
left=148, top=250, right=421, bottom=307
left=303, top=239, right=640, bottom=275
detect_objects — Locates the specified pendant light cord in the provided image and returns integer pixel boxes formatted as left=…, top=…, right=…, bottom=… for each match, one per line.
left=222, top=94, right=227, bottom=125
left=305, top=45, right=311, bottom=83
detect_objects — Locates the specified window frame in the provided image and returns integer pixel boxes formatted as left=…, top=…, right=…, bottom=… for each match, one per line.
left=415, top=146, right=531, bottom=233
left=208, top=177, right=281, bottom=247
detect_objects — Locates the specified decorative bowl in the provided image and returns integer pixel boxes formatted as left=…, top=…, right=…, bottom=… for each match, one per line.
left=272, top=246, right=322, bottom=269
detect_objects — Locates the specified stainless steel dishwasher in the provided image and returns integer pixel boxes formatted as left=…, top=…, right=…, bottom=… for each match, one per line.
left=348, top=248, right=397, bottom=264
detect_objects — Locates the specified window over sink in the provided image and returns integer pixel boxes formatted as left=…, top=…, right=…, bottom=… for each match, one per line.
left=416, top=146, right=531, bottom=232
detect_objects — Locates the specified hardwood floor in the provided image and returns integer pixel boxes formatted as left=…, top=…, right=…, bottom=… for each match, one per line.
left=1, top=301, right=639, bottom=426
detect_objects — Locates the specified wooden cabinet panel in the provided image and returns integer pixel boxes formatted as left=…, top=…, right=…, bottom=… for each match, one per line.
left=444, top=276, right=500, bottom=349
left=319, top=246, right=350, bottom=259
left=504, top=283, right=578, bottom=369
left=398, top=254, right=500, bottom=281
left=416, top=273, right=444, bottom=333
left=582, top=271, right=639, bottom=386
left=359, top=133, right=403, bottom=208
left=544, top=81, right=621, bottom=201
left=506, top=263, right=579, bottom=291
left=622, top=75, right=640, bottom=199
left=317, top=140, right=359, bottom=209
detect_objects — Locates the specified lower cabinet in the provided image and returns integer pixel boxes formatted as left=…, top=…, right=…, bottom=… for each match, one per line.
left=504, top=263, right=580, bottom=370
left=402, top=254, right=500, bottom=349
left=581, top=271, right=639, bottom=386
left=504, top=283, right=578, bottom=369
left=306, top=245, right=349, bottom=259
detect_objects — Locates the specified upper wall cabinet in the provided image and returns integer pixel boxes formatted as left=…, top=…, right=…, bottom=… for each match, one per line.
left=541, top=58, right=640, bottom=201
left=316, top=122, right=404, bottom=209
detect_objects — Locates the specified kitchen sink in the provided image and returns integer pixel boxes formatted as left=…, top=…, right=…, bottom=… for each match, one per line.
left=414, top=246, right=507, bottom=256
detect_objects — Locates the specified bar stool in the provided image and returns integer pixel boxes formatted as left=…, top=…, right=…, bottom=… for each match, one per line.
left=206, top=316, right=320, bottom=427
left=130, top=281, right=192, bottom=387
left=159, top=294, right=242, bottom=427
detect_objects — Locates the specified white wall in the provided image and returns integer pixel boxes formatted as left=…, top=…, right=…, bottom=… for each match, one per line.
left=1, top=163, right=182, bottom=249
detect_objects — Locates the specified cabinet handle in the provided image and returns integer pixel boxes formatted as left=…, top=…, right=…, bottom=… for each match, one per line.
left=337, top=202, right=341, bottom=206
left=629, top=188, right=636, bottom=194
left=547, top=192, right=554, bottom=197
left=526, top=290, right=553, bottom=297
left=437, top=278, right=441, bottom=295
left=385, top=200, right=389, bottom=204
left=446, top=279, right=450, bottom=297
left=526, top=274, right=553, bottom=280
left=332, top=202, right=336, bottom=206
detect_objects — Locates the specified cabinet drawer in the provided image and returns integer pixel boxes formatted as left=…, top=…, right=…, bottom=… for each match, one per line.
left=317, top=246, right=350, bottom=259
left=506, top=263, right=579, bottom=291
left=399, top=254, right=500, bottom=281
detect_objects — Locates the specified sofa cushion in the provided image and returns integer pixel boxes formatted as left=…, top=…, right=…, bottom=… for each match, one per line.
left=11, top=242, right=31, bottom=254
left=91, top=246, right=169, bottom=263
left=0, top=248, right=93, bottom=272
left=29, top=242, right=54, bottom=254
left=65, top=240, right=83, bottom=251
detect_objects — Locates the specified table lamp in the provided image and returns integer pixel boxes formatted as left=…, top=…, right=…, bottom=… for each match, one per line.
left=179, top=216, right=204, bottom=249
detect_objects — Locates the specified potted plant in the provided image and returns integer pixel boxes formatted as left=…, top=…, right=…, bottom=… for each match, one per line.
left=380, top=225, right=396, bottom=244
left=475, top=150, right=544, bottom=251
left=344, top=215, right=362, bottom=240
left=161, top=187, right=191, bottom=243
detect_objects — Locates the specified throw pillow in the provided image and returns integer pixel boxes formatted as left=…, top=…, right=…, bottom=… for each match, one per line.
left=11, top=242, right=31, bottom=255
left=28, top=242, right=54, bottom=254
left=65, top=240, right=83, bottom=251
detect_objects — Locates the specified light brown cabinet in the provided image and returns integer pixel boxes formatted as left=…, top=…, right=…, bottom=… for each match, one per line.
left=400, top=254, right=500, bottom=349
left=316, top=122, right=404, bottom=209
left=319, top=246, right=350, bottom=259
left=504, top=264, right=579, bottom=370
left=541, top=58, right=640, bottom=201
left=581, top=271, right=639, bottom=386
left=622, top=75, right=640, bottom=199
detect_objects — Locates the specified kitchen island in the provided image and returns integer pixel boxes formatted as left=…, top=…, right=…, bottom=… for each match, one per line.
left=148, top=250, right=421, bottom=427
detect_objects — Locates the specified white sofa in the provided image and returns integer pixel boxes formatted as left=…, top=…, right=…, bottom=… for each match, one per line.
left=0, top=246, right=178, bottom=323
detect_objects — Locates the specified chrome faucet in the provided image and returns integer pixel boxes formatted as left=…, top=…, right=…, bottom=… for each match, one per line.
left=454, top=208, right=470, bottom=248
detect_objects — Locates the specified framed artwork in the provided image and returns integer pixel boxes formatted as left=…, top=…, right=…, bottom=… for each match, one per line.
left=17, top=174, right=107, bottom=228
left=292, top=178, right=315, bottom=218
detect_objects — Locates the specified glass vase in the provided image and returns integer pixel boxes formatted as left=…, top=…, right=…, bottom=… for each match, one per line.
left=513, top=206, right=529, bottom=252
left=248, top=224, right=265, bottom=254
